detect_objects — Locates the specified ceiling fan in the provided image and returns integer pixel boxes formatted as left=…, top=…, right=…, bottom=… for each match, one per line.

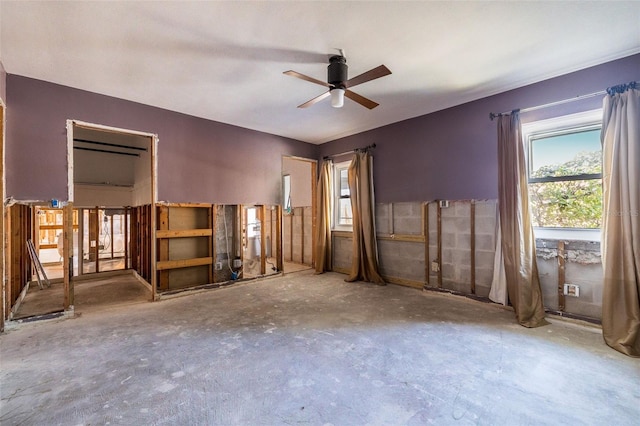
left=283, top=50, right=391, bottom=109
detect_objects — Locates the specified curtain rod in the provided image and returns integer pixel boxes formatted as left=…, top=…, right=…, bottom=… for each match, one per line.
left=323, top=143, right=376, bottom=160
left=489, top=90, right=606, bottom=121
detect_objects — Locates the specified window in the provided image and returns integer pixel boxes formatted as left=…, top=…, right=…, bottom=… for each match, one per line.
left=333, top=161, right=352, bottom=228
left=282, top=174, right=291, bottom=214
left=523, top=110, right=602, bottom=233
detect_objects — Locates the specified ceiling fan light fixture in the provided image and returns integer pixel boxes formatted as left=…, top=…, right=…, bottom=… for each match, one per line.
left=330, top=88, right=345, bottom=108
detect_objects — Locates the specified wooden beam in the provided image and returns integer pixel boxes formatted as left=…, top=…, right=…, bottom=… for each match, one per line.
left=212, top=204, right=218, bottom=282
left=157, top=206, right=169, bottom=291
left=376, top=234, right=425, bottom=243
left=470, top=200, right=476, bottom=295
left=155, top=229, right=213, bottom=238
left=77, top=208, right=84, bottom=276
left=63, top=203, right=74, bottom=309
left=300, top=206, right=305, bottom=264
left=260, top=205, right=266, bottom=275
left=208, top=205, right=214, bottom=283
left=423, top=202, right=429, bottom=286
left=437, top=201, right=442, bottom=288
left=157, top=257, right=213, bottom=271
left=276, top=206, right=283, bottom=272
left=558, top=241, right=566, bottom=312
left=124, top=208, right=129, bottom=270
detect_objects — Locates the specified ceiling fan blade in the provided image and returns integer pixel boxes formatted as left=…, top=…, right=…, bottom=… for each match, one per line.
left=345, top=90, right=379, bottom=109
left=283, top=70, right=331, bottom=88
left=346, top=65, right=391, bottom=88
left=298, top=91, right=331, bottom=108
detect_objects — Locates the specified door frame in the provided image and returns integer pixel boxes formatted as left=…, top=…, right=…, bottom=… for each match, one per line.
left=65, top=120, right=158, bottom=307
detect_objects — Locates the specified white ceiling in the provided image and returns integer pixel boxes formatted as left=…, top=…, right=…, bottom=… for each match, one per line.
left=2, top=1, right=639, bottom=144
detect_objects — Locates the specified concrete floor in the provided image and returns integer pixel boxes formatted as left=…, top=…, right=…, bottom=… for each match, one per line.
left=1, top=270, right=638, bottom=425
left=11, top=271, right=150, bottom=320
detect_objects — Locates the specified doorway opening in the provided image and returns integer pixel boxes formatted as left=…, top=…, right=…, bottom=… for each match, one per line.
left=282, top=156, right=316, bottom=273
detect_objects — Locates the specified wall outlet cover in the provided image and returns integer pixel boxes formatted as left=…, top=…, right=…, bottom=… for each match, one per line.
left=431, top=261, right=440, bottom=272
left=563, top=283, right=580, bottom=297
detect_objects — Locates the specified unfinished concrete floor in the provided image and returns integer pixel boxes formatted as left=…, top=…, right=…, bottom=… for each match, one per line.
left=1, top=271, right=638, bottom=425
left=11, top=271, right=150, bottom=320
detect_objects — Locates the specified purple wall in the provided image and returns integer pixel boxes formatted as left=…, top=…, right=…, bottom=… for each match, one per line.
left=6, top=75, right=317, bottom=204
left=319, top=54, right=640, bottom=203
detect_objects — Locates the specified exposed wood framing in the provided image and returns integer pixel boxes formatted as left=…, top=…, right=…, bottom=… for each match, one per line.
left=470, top=200, right=476, bottom=295
left=156, top=229, right=213, bottom=238
left=423, top=202, right=430, bottom=286
left=212, top=204, right=218, bottom=282
left=77, top=208, right=84, bottom=276
left=557, top=240, right=566, bottom=311
left=437, top=201, right=443, bottom=288
left=260, top=205, right=266, bottom=275
left=377, top=234, right=425, bottom=243
left=124, top=208, right=129, bottom=270
left=300, top=206, right=305, bottom=264
left=157, top=206, right=170, bottom=291
left=157, top=257, right=213, bottom=271
left=382, top=275, right=424, bottom=290
left=63, top=203, right=74, bottom=309
left=276, top=206, right=283, bottom=272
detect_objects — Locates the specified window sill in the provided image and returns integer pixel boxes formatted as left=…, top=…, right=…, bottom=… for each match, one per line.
left=533, top=227, right=600, bottom=242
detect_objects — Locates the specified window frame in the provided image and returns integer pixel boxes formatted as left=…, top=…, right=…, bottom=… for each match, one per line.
left=522, top=109, right=603, bottom=238
left=332, top=160, right=353, bottom=231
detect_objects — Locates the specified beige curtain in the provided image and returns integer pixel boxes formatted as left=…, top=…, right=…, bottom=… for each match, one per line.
left=314, top=160, right=333, bottom=273
left=346, top=152, right=385, bottom=285
left=601, top=83, right=640, bottom=357
left=497, top=112, right=548, bottom=328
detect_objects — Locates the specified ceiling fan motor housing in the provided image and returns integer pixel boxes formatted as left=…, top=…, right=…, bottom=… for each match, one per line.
left=328, top=55, right=347, bottom=89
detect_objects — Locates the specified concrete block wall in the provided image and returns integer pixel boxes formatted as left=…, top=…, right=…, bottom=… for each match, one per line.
left=330, top=199, right=603, bottom=321
left=536, top=240, right=602, bottom=319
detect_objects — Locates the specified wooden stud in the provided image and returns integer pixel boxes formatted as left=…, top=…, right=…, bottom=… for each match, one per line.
left=63, top=203, right=74, bottom=310
left=290, top=208, right=294, bottom=262
left=300, top=206, right=305, bottom=264
left=558, top=241, right=566, bottom=312
left=437, top=201, right=442, bottom=288
left=94, top=207, right=100, bottom=273
left=276, top=206, right=283, bottom=272
left=212, top=204, right=218, bottom=282
left=124, top=208, right=129, bottom=270
left=110, top=212, right=115, bottom=259
left=423, top=202, right=430, bottom=286
left=260, top=205, right=266, bottom=275
left=77, top=208, right=84, bottom=276
left=470, top=200, right=476, bottom=295
left=0, top=105, right=4, bottom=331
left=157, top=206, right=170, bottom=291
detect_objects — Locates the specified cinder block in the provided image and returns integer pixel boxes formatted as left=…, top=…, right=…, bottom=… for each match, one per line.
left=453, top=249, right=471, bottom=265
left=456, top=233, right=470, bottom=249
left=475, top=267, right=494, bottom=287
left=393, top=202, right=420, bottom=217
left=394, top=217, right=421, bottom=235
left=441, top=233, right=456, bottom=249
left=376, top=203, right=390, bottom=234
left=475, top=250, right=495, bottom=269
left=474, top=200, right=497, bottom=217
left=475, top=217, right=496, bottom=234
left=442, top=248, right=454, bottom=264
left=442, top=263, right=456, bottom=280
left=455, top=201, right=470, bottom=218
left=475, top=234, right=496, bottom=251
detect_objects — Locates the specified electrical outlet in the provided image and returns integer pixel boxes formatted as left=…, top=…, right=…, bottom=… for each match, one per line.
left=215, top=262, right=222, bottom=271
left=431, top=261, right=440, bottom=272
left=439, top=200, right=449, bottom=208
left=563, top=284, right=580, bottom=297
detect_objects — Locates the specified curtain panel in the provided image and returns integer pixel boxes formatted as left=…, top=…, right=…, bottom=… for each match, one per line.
left=314, top=160, right=333, bottom=273
left=497, top=112, right=548, bottom=328
left=346, top=152, right=385, bottom=285
left=601, top=83, right=640, bottom=357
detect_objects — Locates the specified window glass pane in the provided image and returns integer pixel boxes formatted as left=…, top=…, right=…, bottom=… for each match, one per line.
left=337, top=198, right=352, bottom=225
left=529, top=179, right=602, bottom=228
left=530, top=129, right=601, bottom=178
left=340, top=168, right=350, bottom=197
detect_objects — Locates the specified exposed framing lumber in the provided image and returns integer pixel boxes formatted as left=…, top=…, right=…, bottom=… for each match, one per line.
left=276, top=206, right=283, bottom=272
left=124, top=208, right=129, bottom=270
left=157, top=206, right=170, bottom=291
left=212, top=204, right=218, bottom=281
left=77, top=208, right=84, bottom=276
left=260, top=205, right=266, bottom=275
left=310, top=161, right=317, bottom=268
left=300, top=206, right=305, bottom=264
left=437, top=201, right=443, bottom=288
left=156, top=257, right=213, bottom=271
left=423, top=202, right=430, bottom=286
left=557, top=241, right=566, bottom=311
left=155, top=229, right=213, bottom=238
left=377, top=234, right=425, bottom=243
left=63, top=203, right=74, bottom=309
left=470, top=200, right=476, bottom=295
left=0, top=103, right=4, bottom=331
